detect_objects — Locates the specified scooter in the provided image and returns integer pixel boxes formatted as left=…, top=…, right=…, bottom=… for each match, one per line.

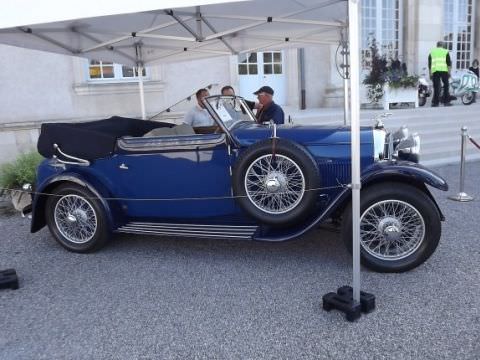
left=440, top=70, right=479, bottom=105
left=418, top=76, right=431, bottom=107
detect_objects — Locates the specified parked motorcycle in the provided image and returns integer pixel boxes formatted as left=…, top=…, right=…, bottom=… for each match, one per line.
left=440, top=69, right=479, bottom=105
left=418, top=76, right=431, bottom=106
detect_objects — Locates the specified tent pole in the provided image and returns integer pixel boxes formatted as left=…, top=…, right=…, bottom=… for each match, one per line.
left=342, top=30, right=350, bottom=126
left=135, top=42, right=146, bottom=120
left=323, top=1, right=375, bottom=321
left=348, top=0, right=361, bottom=303
left=196, top=6, right=203, bottom=38
left=343, top=73, right=349, bottom=126
left=138, top=65, right=146, bottom=120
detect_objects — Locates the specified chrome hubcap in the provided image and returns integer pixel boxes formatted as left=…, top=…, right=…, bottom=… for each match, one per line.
left=360, top=200, right=425, bottom=261
left=54, top=194, right=97, bottom=244
left=378, top=217, right=402, bottom=242
left=245, top=154, right=305, bottom=214
left=265, top=171, right=287, bottom=193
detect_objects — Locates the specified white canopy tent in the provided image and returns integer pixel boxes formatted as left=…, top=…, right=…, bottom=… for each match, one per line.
left=0, top=0, right=363, bottom=304
left=1, top=0, right=345, bottom=66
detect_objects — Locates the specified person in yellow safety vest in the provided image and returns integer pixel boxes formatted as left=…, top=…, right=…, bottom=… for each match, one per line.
left=428, top=41, right=452, bottom=107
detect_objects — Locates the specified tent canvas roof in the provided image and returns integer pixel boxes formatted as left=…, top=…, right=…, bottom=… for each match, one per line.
left=0, top=0, right=346, bottom=66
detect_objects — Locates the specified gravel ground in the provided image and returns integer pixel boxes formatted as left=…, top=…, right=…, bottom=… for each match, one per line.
left=0, top=162, right=479, bottom=360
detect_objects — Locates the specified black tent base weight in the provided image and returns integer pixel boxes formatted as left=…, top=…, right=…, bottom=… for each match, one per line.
left=323, top=286, right=375, bottom=322
left=0, top=269, right=19, bottom=290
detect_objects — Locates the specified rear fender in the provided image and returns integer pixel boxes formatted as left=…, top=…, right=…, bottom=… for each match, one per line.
left=31, top=173, right=120, bottom=233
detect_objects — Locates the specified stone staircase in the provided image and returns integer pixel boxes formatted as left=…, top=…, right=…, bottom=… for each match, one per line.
left=285, top=101, right=480, bottom=167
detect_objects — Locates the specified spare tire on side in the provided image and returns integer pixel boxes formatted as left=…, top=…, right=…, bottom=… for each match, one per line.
left=232, top=139, right=321, bottom=226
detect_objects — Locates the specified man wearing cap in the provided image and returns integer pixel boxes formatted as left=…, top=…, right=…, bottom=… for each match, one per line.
left=253, top=86, right=285, bottom=125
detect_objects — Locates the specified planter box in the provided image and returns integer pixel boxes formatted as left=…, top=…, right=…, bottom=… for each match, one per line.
left=382, top=85, right=418, bottom=110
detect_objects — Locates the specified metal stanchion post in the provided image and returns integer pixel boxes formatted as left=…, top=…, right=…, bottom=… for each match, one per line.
left=449, top=126, right=474, bottom=202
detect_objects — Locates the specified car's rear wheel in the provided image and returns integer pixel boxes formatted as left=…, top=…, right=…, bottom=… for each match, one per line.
left=45, top=183, right=109, bottom=252
left=341, top=182, right=441, bottom=273
left=232, top=139, right=321, bottom=226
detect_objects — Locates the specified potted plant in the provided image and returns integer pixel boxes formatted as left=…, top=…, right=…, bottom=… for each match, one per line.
left=362, top=40, right=419, bottom=109
left=362, top=40, right=387, bottom=106
left=0, top=151, right=43, bottom=211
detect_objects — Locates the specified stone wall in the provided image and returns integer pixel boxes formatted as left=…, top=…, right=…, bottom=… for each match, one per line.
left=0, top=124, right=39, bottom=165
left=0, top=44, right=231, bottom=124
left=415, top=0, right=443, bottom=74
left=0, top=44, right=231, bottom=164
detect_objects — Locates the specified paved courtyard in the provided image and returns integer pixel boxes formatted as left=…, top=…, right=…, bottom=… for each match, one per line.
left=0, top=161, right=479, bottom=359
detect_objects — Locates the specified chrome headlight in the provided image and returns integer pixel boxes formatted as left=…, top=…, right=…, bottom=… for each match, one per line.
left=395, top=132, right=421, bottom=163
left=392, top=125, right=409, bottom=143
left=375, top=125, right=421, bottom=163
left=391, top=125, right=420, bottom=163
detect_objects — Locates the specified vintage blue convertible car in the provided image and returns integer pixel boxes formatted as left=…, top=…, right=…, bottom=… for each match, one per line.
left=29, top=96, right=448, bottom=273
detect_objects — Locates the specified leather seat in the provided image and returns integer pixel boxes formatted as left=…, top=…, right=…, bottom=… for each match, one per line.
left=143, top=123, right=195, bottom=137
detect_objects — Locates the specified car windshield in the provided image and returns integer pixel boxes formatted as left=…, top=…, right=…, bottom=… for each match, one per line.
left=204, top=96, right=256, bottom=130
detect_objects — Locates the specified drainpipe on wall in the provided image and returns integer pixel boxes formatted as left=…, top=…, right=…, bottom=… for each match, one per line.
left=475, top=0, right=480, bottom=61
left=298, top=48, right=306, bottom=110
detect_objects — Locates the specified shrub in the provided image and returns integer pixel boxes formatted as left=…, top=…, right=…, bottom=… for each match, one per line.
left=0, top=151, right=43, bottom=189
left=363, top=39, right=418, bottom=102
left=363, top=40, right=387, bottom=88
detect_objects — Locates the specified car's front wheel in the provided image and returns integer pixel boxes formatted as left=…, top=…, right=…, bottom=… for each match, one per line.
left=341, top=182, right=441, bottom=273
left=45, top=183, right=109, bottom=252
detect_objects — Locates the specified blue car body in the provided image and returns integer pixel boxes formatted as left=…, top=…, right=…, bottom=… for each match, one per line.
left=31, top=98, right=447, bottom=244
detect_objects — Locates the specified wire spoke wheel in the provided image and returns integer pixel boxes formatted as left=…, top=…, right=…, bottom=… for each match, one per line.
left=462, top=92, right=474, bottom=105
left=244, top=154, right=305, bottom=214
left=54, top=194, right=97, bottom=244
left=360, top=200, right=425, bottom=261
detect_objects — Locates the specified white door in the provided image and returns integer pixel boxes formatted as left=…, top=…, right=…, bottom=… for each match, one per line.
left=238, top=51, right=286, bottom=105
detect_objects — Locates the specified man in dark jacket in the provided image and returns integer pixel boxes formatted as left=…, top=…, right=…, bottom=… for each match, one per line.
left=428, top=41, right=452, bottom=107
left=253, top=86, right=285, bottom=124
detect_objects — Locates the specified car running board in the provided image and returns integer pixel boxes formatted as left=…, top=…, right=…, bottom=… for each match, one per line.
left=115, top=222, right=258, bottom=240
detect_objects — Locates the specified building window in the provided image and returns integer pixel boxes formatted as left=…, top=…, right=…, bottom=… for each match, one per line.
left=88, top=60, right=147, bottom=81
left=443, top=0, right=475, bottom=70
left=238, top=53, right=258, bottom=75
left=263, top=52, right=283, bottom=75
left=361, top=0, right=402, bottom=67
left=238, top=52, right=283, bottom=76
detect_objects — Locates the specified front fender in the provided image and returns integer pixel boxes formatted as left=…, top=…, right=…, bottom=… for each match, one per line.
left=254, top=160, right=447, bottom=242
left=361, top=160, right=448, bottom=191
left=31, top=172, right=119, bottom=233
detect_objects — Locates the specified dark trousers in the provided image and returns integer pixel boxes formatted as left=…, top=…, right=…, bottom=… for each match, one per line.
left=432, top=71, right=450, bottom=105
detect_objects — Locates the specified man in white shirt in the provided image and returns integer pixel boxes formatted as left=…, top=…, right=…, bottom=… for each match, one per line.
left=183, top=88, right=214, bottom=127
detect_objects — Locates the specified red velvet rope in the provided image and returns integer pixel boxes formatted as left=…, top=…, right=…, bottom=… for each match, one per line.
left=469, top=136, right=480, bottom=151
